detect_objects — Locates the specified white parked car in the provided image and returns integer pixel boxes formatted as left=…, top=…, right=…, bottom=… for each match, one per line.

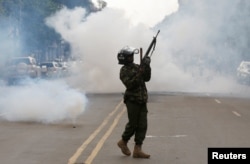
left=237, top=61, right=250, bottom=85
left=5, top=56, right=41, bottom=85
left=40, top=61, right=62, bottom=78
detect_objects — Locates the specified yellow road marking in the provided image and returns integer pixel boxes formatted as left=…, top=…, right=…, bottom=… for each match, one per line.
left=232, top=111, right=241, bottom=117
left=68, top=100, right=123, bottom=164
left=215, top=99, right=221, bottom=104
left=85, top=107, right=126, bottom=164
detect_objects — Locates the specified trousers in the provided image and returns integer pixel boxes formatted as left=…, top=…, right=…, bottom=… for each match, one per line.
left=122, top=100, right=148, bottom=145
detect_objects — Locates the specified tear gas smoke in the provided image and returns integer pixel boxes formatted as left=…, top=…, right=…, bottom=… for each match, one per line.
left=0, top=0, right=250, bottom=124
left=0, top=26, right=22, bottom=69
left=45, top=0, right=250, bottom=96
left=0, top=80, right=87, bottom=124
left=45, top=4, right=178, bottom=93
left=0, top=13, right=88, bottom=124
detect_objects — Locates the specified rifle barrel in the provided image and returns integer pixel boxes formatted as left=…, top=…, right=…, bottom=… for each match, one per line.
left=144, top=30, right=160, bottom=58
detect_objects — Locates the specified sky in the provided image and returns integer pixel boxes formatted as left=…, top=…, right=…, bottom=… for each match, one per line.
left=91, top=0, right=179, bottom=27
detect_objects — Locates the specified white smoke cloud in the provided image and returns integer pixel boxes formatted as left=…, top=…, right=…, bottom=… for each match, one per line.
left=0, top=80, right=88, bottom=124
left=46, top=7, right=155, bottom=92
left=154, top=0, right=250, bottom=94
left=1, top=0, right=249, bottom=125
left=45, top=1, right=250, bottom=96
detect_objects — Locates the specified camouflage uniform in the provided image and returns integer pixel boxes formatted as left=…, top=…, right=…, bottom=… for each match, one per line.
left=120, top=63, right=151, bottom=145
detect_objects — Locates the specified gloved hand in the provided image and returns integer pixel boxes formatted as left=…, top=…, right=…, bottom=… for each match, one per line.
left=143, top=56, right=151, bottom=65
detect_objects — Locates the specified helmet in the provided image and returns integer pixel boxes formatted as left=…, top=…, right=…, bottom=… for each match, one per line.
left=117, top=46, right=139, bottom=65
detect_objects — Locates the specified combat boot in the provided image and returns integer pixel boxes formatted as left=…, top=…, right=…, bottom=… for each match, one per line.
left=117, top=139, right=131, bottom=156
left=133, top=144, right=150, bottom=158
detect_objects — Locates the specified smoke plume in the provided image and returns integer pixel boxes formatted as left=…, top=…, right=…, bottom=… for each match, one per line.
left=1, top=0, right=250, bottom=124
left=0, top=80, right=87, bottom=124
left=45, top=0, right=250, bottom=96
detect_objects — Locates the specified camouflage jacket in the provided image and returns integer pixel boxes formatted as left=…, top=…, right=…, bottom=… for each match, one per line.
left=120, top=63, right=151, bottom=103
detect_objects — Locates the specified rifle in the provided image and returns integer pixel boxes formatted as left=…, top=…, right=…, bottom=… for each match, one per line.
left=140, top=30, right=160, bottom=64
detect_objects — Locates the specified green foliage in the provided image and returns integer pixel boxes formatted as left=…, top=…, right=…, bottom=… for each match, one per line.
left=0, top=0, right=93, bottom=54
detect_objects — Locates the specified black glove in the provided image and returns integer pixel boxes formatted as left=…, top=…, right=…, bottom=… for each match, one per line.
left=143, top=56, right=151, bottom=65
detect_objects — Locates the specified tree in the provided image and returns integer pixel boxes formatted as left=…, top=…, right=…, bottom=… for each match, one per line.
left=0, top=0, right=96, bottom=60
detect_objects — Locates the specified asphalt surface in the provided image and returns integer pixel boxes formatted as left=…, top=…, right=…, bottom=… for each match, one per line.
left=0, top=92, right=250, bottom=164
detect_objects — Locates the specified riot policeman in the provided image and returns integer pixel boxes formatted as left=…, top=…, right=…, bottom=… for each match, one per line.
left=117, top=46, right=151, bottom=158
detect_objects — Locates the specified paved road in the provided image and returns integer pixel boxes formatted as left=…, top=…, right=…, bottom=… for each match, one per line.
left=0, top=93, right=250, bottom=164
